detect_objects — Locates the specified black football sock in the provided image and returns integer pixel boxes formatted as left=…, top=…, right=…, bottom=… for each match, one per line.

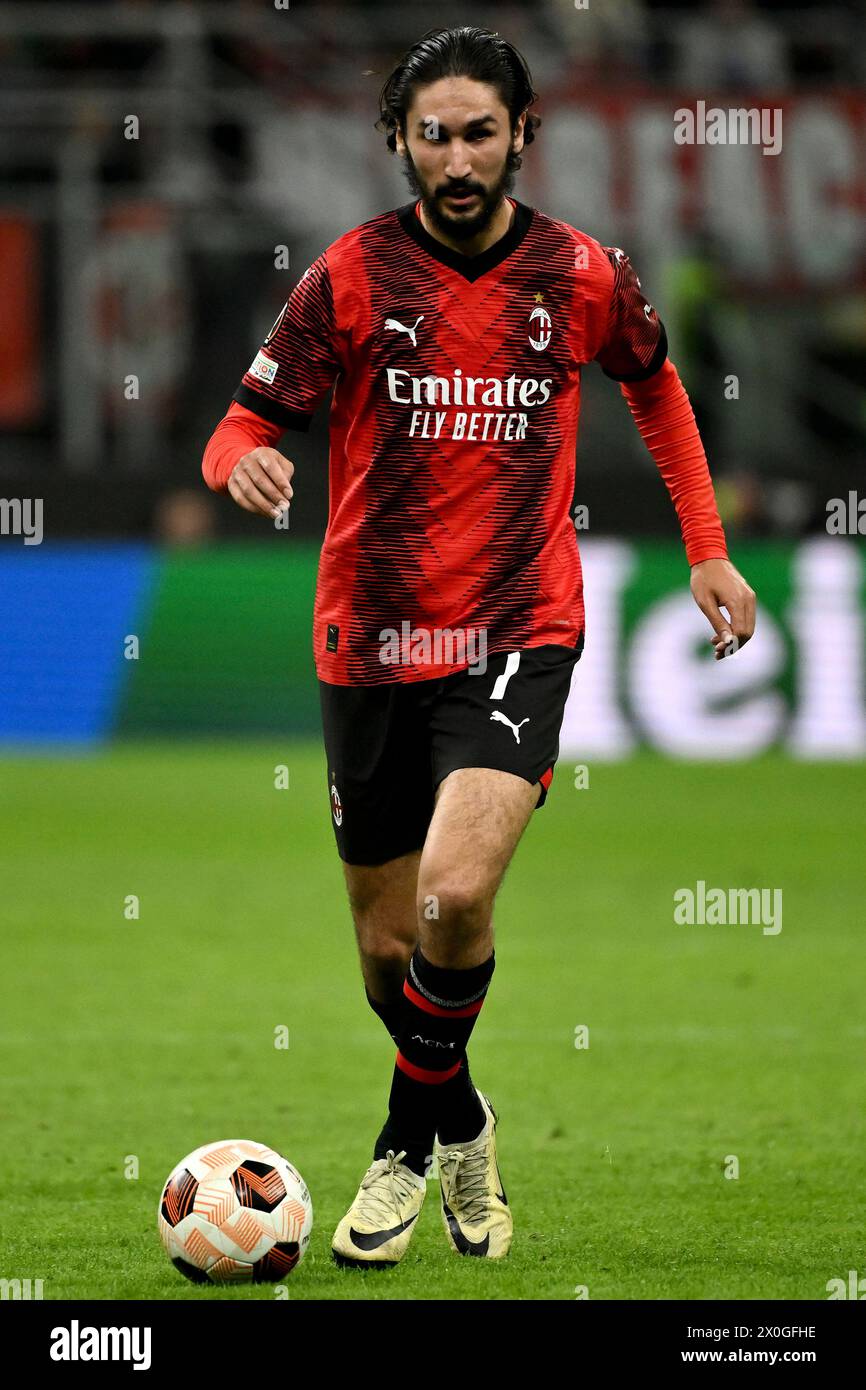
left=372, top=1115, right=430, bottom=1179
left=365, top=986, right=401, bottom=1045
left=367, top=978, right=482, bottom=1140
left=366, top=999, right=481, bottom=1170
left=436, top=1055, right=485, bottom=1147
left=368, top=986, right=432, bottom=1176
left=375, top=947, right=494, bottom=1174
left=365, top=985, right=483, bottom=1135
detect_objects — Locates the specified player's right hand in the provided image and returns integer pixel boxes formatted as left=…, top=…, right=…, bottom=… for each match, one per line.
left=228, top=448, right=294, bottom=519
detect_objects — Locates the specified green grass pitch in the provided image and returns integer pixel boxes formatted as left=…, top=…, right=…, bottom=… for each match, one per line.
left=1, top=744, right=863, bottom=1300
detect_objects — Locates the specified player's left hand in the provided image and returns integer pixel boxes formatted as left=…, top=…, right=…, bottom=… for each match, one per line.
left=690, top=557, right=756, bottom=660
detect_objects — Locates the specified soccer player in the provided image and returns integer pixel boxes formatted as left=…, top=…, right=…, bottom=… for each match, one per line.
left=202, top=26, right=756, bottom=1266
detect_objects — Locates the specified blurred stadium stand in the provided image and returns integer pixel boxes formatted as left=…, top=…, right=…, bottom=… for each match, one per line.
left=0, top=0, right=863, bottom=545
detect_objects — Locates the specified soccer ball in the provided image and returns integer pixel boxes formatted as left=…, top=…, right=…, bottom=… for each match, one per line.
left=158, top=1139, right=313, bottom=1284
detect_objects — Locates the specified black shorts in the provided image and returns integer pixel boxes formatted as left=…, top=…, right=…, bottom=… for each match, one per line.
left=318, top=639, right=583, bottom=865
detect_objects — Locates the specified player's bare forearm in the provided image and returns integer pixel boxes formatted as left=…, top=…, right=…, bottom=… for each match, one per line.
left=228, top=447, right=294, bottom=519
left=690, top=556, right=756, bottom=659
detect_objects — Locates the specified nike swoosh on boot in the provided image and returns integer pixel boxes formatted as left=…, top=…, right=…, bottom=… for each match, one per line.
left=348, top=1213, right=419, bottom=1251
left=442, top=1200, right=490, bottom=1257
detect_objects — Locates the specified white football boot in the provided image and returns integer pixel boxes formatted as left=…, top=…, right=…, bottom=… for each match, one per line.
left=332, top=1149, right=426, bottom=1267
left=437, top=1091, right=513, bottom=1258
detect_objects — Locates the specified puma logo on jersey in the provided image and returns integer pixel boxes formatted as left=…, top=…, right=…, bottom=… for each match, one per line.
left=489, top=711, right=530, bottom=744
left=384, top=314, right=424, bottom=347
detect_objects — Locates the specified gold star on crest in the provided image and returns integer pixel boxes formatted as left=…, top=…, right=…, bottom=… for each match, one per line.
left=533, top=292, right=544, bottom=303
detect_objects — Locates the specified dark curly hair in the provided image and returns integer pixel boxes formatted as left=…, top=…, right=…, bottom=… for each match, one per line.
left=376, top=26, right=541, bottom=167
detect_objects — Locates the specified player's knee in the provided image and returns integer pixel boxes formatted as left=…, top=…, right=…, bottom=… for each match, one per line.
left=344, top=857, right=417, bottom=921
left=346, top=884, right=404, bottom=940
left=360, top=933, right=413, bottom=976
left=416, top=875, right=490, bottom=929
left=352, top=904, right=413, bottom=963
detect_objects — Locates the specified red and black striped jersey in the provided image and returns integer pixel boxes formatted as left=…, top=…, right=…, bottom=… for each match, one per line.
left=233, top=197, right=667, bottom=686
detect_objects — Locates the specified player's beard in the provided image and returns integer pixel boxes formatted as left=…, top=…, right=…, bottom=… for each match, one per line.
left=400, top=146, right=518, bottom=243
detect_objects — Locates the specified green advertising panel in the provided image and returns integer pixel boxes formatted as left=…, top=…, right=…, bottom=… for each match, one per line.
left=116, top=538, right=865, bottom=758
